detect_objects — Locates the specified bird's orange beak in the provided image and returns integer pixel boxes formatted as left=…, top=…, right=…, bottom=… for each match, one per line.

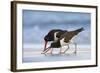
left=44, top=40, right=48, bottom=51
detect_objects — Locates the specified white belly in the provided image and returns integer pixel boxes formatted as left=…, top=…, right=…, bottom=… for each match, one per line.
left=60, top=38, right=68, bottom=47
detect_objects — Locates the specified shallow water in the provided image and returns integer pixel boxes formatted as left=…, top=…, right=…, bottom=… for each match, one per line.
left=22, top=44, right=91, bottom=63
left=22, top=50, right=91, bottom=63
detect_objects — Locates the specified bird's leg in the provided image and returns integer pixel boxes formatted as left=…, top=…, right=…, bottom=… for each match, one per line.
left=44, top=47, right=51, bottom=54
left=62, top=44, right=69, bottom=54
left=41, top=47, right=51, bottom=54
left=59, top=47, right=62, bottom=54
left=74, top=43, right=77, bottom=54
left=49, top=48, right=53, bottom=54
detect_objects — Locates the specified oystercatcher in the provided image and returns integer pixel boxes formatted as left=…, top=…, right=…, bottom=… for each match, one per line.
left=43, top=29, right=67, bottom=52
left=43, top=27, right=84, bottom=54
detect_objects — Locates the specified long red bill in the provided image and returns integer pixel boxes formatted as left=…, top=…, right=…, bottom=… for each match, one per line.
left=44, top=41, right=48, bottom=51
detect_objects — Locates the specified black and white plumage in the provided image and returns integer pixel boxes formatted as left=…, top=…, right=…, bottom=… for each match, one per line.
left=43, top=27, right=84, bottom=54
left=43, top=29, right=67, bottom=52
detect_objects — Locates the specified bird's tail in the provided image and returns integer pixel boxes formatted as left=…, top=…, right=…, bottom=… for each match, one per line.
left=75, top=27, right=84, bottom=33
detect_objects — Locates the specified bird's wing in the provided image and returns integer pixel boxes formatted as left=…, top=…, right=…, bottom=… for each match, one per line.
left=58, top=32, right=74, bottom=43
left=56, top=31, right=63, bottom=38
left=58, top=32, right=68, bottom=40
left=56, top=30, right=67, bottom=38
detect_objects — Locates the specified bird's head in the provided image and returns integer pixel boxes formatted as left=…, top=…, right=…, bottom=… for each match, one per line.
left=44, top=34, right=52, bottom=41
left=43, top=34, right=53, bottom=51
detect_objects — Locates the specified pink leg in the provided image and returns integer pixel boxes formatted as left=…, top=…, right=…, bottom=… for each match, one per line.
left=59, top=47, right=62, bottom=54
left=63, top=44, right=69, bottom=54
left=42, top=47, right=51, bottom=54
left=74, top=43, right=77, bottom=54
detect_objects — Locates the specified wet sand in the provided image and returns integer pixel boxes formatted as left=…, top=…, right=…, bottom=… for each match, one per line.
left=22, top=48, right=91, bottom=63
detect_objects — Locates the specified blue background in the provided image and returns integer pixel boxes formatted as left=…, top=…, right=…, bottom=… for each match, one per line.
left=23, top=10, right=91, bottom=45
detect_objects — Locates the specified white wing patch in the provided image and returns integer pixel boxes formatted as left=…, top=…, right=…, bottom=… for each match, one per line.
left=54, top=32, right=59, bottom=41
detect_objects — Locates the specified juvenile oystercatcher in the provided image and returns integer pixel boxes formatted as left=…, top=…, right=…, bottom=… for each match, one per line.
left=43, top=27, right=84, bottom=54
left=43, top=29, right=67, bottom=52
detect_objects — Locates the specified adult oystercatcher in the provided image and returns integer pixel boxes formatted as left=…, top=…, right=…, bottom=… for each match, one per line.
left=43, top=29, right=67, bottom=52
left=43, top=27, right=84, bottom=54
